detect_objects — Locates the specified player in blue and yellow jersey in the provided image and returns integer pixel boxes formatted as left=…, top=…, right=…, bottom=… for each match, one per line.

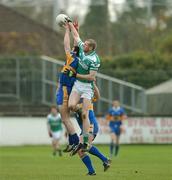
left=56, top=22, right=79, bottom=151
left=106, top=100, right=126, bottom=157
left=72, top=83, right=111, bottom=175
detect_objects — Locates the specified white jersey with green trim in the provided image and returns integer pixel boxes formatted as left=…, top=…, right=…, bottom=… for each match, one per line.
left=47, top=113, right=62, bottom=132
left=77, top=39, right=100, bottom=83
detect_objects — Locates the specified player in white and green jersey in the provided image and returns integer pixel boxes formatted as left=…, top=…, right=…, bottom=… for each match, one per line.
left=76, top=39, right=100, bottom=83
left=47, top=105, right=63, bottom=156
left=67, top=21, right=100, bottom=152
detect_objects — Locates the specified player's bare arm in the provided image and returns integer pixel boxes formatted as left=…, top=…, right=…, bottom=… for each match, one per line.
left=64, top=24, right=71, bottom=53
left=76, top=70, right=96, bottom=81
left=73, top=19, right=79, bottom=46
left=68, top=22, right=80, bottom=43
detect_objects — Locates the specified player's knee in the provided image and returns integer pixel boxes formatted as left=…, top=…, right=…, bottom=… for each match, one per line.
left=68, top=104, right=76, bottom=112
left=82, top=112, right=87, bottom=121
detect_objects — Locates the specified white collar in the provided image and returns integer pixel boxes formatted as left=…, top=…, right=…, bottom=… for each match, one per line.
left=112, top=106, right=120, bottom=111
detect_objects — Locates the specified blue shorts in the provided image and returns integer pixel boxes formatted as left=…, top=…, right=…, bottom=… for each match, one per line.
left=56, top=84, right=72, bottom=105
left=109, top=121, right=122, bottom=136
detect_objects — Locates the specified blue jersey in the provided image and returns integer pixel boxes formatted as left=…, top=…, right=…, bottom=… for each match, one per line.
left=107, top=107, right=125, bottom=122
left=56, top=52, right=78, bottom=105
left=58, top=52, right=78, bottom=87
left=107, top=106, right=125, bottom=136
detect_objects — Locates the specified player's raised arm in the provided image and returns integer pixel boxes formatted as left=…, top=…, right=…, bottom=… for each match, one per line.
left=73, top=18, right=79, bottom=46
left=64, top=24, right=71, bottom=54
left=67, top=21, right=80, bottom=43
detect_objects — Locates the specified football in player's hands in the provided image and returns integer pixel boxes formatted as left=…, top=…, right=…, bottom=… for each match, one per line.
left=56, top=14, right=72, bottom=27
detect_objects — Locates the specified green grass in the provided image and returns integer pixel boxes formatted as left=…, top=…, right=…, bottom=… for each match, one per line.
left=0, top=145, right=172, bottom=180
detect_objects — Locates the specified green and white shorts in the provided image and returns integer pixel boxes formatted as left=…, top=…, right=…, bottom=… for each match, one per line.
left=72, top=80, right=94, bottom=100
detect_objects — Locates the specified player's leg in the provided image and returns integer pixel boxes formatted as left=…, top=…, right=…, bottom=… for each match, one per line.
left=59, top=105, right=79, bottom=148
left=52, top=139, right=57, bottom=156
left=62, top=90, right=81, bottom=150
left=68, top=90, right=81, bottom=112
left=78, top=149, right=96, bottom=175
left=81, top=98, right=91, bottom=149
left=57, top=85, right=75, bottom=134
left=59, top=105, right=74, bottom=133
left=52, top=132, right=62, bottom=156
left=110, top=132, right=116, bottom=158
left=87, top=112, right=111, bottom=172
left=54, top=139, right=62, bottom=156
left=114, top=133, right=120, bottom=156
left=57, top=85, right=79, bottom=148
left=113, top=123, right=121, bottom=156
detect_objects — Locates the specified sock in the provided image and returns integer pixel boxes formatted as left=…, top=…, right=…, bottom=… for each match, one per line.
left=110, top=142, right=114, bottom=157
left=70, top=133, right=79, bottom=145
left=89, top=146, right=108, bottom=163
left=68, top=134, right=73, bottom=145
left=115, top=145, right=119, bottom=156
left=83, top=133, right=89, bottom=144
left=81, top=155, right=95, bottom=174
left=58, top=149, right=62, bottom=156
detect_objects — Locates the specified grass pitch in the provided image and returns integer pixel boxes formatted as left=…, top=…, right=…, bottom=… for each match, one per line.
left=0, top=145, right=171, bottom=180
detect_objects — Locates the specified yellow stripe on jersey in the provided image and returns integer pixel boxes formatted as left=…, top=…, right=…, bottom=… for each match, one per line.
left=66, top=52, right=73, bottom=64
left=106, top=114, right=125, bottom=121
left=61, top=53, right=76, bottom=74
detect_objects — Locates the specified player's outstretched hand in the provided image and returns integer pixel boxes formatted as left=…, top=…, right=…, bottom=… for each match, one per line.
left=73, top=18, right=79, bottom=32
left=62, top=23, right=70, bottom=29
left=65, top=16, right=72, bottom=23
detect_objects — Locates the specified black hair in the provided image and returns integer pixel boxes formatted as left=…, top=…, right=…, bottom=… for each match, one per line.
left=73, top=46, right=79, bottom=57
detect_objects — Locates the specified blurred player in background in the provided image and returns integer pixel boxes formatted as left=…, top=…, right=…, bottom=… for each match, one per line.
left=56, top=21, right=80, bottom=152
left=106, top=100, right=126, bottom=157
left=47, top=105, right=63, bottom=156
left=72, top=83, right=111, bottom=175
left=67, top=19, right=101, bottom=151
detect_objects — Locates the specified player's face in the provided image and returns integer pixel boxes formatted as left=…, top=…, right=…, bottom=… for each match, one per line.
left=83, top=41, right=91, bottom=53
left=113, top=101, right=119, bottom=107
left=51, top=108, right=57, bottom=115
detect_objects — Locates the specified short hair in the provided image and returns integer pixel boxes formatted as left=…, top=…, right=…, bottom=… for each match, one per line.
left=113, top=100, right=120, bottom=106
left=73, top=46, right=79, bottom=57
left=50, top=105, right=57, bottom=110
left=87, top=39, right=97, bottom=50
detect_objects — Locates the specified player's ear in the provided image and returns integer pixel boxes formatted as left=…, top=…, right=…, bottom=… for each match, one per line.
left=89, top=46, right=93, bottom=51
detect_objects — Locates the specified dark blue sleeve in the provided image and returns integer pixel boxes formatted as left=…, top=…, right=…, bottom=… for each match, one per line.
left=120, top=107, right=125, bottom=115
left=108, top=108, right=112, bottom=114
